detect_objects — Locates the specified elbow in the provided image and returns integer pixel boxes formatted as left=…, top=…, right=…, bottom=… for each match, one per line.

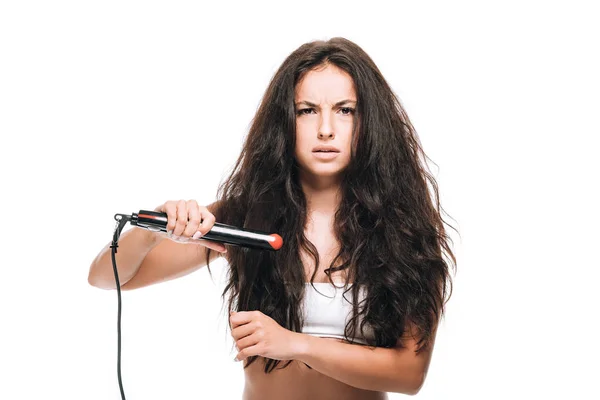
left=406, top=376, right=425, bottom=396
left=88, top=265, right=100, bottom=288
left=87, top=273, right=96, bottom=287
left=88, top=263, right=116, bottom=290
left=408, top=370, right=426, bottom=396
left=394, top=369, right=426, bottom=396
left=88, top=273, right=109, bottom=290
left=88, top=255, right=104, bottom=289
left=88, top=274, right=107, bottom=289
left=88, top=262, right=105, bottom=289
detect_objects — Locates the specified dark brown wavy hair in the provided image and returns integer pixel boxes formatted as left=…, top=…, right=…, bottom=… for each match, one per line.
left=205, top=37, right=457, bottom=373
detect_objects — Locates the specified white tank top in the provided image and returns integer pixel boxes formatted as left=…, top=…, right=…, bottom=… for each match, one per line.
left=301, top=282, right=375, bottom=345
left=222, top=262, right=374, bottom=344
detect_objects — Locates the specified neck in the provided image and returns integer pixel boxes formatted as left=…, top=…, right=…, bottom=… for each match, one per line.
left=299, top=173, right=342, bottom=216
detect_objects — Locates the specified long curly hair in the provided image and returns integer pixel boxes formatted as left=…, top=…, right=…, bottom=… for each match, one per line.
left=205, top=37, right=457, bottom=373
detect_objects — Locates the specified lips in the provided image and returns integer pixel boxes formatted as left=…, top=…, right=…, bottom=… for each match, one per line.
left=311, top=148, right=340, bottom=160
left=312, top=146, right=340, bottom=153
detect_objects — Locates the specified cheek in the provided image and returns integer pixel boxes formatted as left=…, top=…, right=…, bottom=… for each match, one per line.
left=294, top=133, right=306, bottom=161
left=295, top=123, right=312, bottom=148
left=295, top=118, right=314, bottom=134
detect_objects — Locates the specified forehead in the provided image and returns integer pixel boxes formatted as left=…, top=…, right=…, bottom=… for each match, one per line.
left=295, top=64, right=356, bottom=100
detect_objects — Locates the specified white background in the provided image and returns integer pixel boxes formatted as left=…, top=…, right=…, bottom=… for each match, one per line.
left=1, top=1, right=598, bottom=399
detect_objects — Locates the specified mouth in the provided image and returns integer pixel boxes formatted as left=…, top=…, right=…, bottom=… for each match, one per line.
left=311, top=150, right=340, bottom=160
left=312, top=146, right=341, bottom=153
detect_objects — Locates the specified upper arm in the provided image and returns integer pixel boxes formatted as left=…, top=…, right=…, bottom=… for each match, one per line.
left=394, top=276, right=445, bottom=380
left=393, top=320, right=438, bottom=393
left=120, top=201, right=224, bottom=291
left=394, top=318, right=439, bottom=353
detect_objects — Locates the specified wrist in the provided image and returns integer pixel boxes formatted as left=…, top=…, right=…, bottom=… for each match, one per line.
left=293, top=332, right=313, bottom=361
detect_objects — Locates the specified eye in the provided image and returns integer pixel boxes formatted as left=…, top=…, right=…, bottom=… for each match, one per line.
left=340, top=107, right=355, bottom=115
left=297, top=108, right=315, bottom=116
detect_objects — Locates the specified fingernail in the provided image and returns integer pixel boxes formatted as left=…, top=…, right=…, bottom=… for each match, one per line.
left=192, top=231, right=202, bottom=240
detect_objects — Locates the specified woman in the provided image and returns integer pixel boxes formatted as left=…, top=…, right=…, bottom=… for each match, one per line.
left=89, top=37, right=456, bottom=399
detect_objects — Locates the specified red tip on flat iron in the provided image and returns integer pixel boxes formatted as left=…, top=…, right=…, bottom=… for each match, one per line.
left=269, top=234, right=283, bottom=250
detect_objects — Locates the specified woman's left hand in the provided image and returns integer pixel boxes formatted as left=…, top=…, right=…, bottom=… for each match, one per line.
left=230, top=310, right=305, bottom=362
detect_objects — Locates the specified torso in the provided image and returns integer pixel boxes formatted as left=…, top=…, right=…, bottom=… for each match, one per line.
left=242, top=357, right=388, bottom=400
left=241, top=215, right=388, bottom=400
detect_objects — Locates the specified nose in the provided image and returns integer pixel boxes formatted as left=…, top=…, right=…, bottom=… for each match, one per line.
left=318, top=113, right=334, bottom=139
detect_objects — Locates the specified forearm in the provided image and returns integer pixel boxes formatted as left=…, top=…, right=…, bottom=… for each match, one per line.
left=88, top=227, right=163, bottom=289
left=295, top=334, right=424, bottom=395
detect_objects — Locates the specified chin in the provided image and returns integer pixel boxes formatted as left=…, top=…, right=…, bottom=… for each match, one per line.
left=302, top=166, right=347, bottom=180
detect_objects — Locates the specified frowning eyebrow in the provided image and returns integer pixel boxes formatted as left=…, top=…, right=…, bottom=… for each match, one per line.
left=295, top=99, right=357, bottom=107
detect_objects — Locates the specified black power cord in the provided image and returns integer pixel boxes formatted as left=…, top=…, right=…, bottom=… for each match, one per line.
left=105, top=211, right=280, bottom=398
left=110, top=214, right=132, bottom=400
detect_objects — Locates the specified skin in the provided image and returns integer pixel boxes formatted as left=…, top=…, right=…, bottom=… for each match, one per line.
left=88, top=64, right=433, bottom=399
left=293, top=62, right=356, bottom=191
left=229, top=64, right=434, bottom=399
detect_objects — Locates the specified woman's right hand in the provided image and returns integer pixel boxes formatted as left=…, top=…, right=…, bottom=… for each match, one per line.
left=153, top=199, right=227, bottom=253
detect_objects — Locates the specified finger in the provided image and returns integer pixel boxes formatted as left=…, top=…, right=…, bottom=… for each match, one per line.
left=173, top=200, right=188, bottom=236
left=236, top=332, right=262, bottom=352
left=161, top=201, right=177, bottom=233
left=195, top=206, right=216, bottom=237
left=231, top=322, right=256, bottom=341
left=230, top=311, right=258, bottom=329
left=236, top=343, right=261, bottom=362
left=182, top=200, right=201, bottom=237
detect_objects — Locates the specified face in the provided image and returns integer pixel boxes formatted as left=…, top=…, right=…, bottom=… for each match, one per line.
left=294, top=64, right=357, bottom=184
